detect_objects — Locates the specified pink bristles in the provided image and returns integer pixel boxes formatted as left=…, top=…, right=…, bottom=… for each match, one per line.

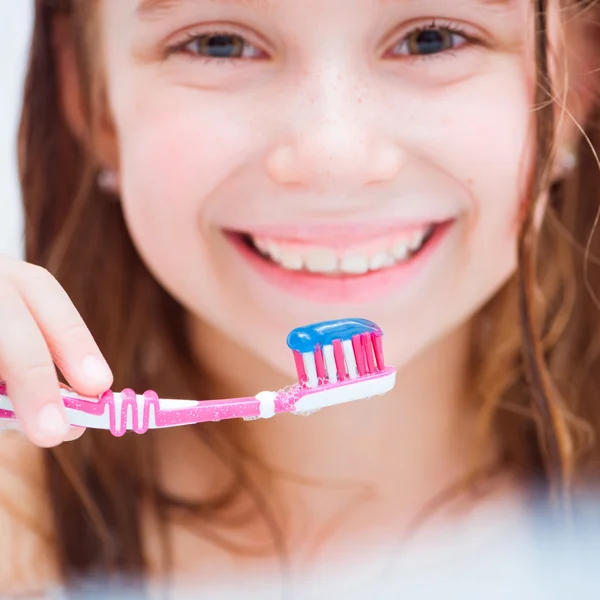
left=372, top=333, right=385, bottom=371
left=362, top=332, right=376, bottom=373
left=293, top=351, right=308, bottom=384
left=314, top=347, right=327, bottom=382
left=332, top=339, right=348, bottom=380
left=352, top=335, right=367, bottom=376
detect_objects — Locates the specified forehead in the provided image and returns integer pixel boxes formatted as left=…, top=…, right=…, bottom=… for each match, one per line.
left=135, top=0, right=519, bottom=16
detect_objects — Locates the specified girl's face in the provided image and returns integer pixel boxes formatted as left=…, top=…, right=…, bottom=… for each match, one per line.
left=98, top=0, right=535, bottom=377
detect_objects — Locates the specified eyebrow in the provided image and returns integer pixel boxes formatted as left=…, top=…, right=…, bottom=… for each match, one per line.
left=137, top=0, right=513, bottom=19
left=137, top=0, right=273, bottom=17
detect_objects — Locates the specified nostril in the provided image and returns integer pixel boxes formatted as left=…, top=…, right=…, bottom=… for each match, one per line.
left=368, top=145, right=405, bottom=184
left=266, top=145, right=302, bottom=186
left=266, top=135, right=405, bottom=192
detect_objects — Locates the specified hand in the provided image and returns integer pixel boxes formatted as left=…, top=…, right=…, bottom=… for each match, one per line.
left=0, top=255, right=113, bottom=446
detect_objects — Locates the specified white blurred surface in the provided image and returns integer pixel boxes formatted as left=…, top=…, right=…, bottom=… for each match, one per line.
left=0, top=1, right=33, bottom=259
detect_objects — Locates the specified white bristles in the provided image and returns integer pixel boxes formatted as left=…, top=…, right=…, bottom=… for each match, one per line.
left=323, top=344, right=337, bottom=383
left=342, top=339, right=358, bottom=379
left=303, top=352, right=319, bottom=388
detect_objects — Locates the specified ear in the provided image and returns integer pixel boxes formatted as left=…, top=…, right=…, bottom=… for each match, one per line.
left=53, top=15, right=120, bottom=174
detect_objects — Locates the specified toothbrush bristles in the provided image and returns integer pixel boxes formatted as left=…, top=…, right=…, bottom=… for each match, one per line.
left=332, top=340, right=347, bottom=381
left=297, top=334, right=386, bottom=387
left=362, top=332, right=376, bottom=373
left=314, top=347, right=326, bottom=380
left=372, top=333, right=385, bottom=371
left=293, top=351, right=308, bottom=384
left=287, top=319, right=387, bottom=387
left=342, top=339, right=359, bottom=379
left=352, top=335, right=367, bottom=376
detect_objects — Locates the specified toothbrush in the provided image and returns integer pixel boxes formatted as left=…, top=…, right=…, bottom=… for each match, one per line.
left=0, top=318, right=396, bottom=437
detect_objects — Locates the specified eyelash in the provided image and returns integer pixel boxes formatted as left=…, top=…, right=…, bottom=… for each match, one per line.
left=165, top=20, right=476, bottom=65
left=165, top=29, right=263, bottom=65
left=388, top=20, right=474, bottom=61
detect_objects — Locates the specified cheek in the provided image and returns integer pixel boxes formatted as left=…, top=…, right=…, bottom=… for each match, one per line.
left=406, top=62, right=533, bottom=329
left=110, top=89, right=261, bottom=286
left=430, top=64, right=533, bottom=246
left=117, top=116, right=206, bottom=281
left=116, top=100, right=250, bottom=218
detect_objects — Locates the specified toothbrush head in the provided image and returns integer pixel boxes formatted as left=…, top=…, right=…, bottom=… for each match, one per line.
left=284, top=318, right=396, bottom=414
left=287, top=318, right=389, bottom=388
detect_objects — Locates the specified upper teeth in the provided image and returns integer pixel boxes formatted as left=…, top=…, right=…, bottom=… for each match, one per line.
left=249, top=226, right=434, bottom=275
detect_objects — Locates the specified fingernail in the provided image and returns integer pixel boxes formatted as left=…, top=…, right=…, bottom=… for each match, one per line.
left=81, top=355, right=111, bottom=382
left=37, top=404, right=69, bottom=436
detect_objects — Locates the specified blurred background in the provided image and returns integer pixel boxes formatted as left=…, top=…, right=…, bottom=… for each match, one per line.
left=0, top=1, right=32, bottom=259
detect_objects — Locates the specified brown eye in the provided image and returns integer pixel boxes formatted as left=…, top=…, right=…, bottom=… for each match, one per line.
left=391, top=27, right=467, bottom=57
left=184, top=33, right=260, bottom=59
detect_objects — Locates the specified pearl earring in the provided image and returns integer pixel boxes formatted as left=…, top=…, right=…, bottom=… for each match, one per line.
left=97, top=168, right=120, bottom=196
left=556, top=148, right=577, bottom=178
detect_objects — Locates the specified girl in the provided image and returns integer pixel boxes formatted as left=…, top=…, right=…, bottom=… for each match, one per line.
left=1, top=0, right=600, bottom=595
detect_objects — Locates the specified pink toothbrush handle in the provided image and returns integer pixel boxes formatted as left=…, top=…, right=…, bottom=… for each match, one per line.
left=0, top=382, right=289, bottom=437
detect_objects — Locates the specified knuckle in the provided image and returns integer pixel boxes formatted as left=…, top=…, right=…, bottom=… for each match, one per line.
left=61, top=320, right=92, bottom=346
left=22, top=263, right=54, bottom=285
left=22, top=361, right=57, bottom=383
left=15, top=264, right=63, bottom=301
left=2, top=263, right=56, bottom=296
left=0, top=258, right=51, bottom=286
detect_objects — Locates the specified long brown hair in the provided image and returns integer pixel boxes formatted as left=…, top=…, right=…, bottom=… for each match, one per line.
left=13, top=0, right=600, bottom=588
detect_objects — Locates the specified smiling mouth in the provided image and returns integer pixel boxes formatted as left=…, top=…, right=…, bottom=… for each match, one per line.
left=232, top=222, right=440, bottom=277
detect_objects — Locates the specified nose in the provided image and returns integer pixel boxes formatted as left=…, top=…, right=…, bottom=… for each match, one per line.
left=265, top=74, right=405, bottom=193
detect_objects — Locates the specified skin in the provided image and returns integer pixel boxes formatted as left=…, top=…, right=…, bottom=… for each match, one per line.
left=0, top=0, right=596, bottom=591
